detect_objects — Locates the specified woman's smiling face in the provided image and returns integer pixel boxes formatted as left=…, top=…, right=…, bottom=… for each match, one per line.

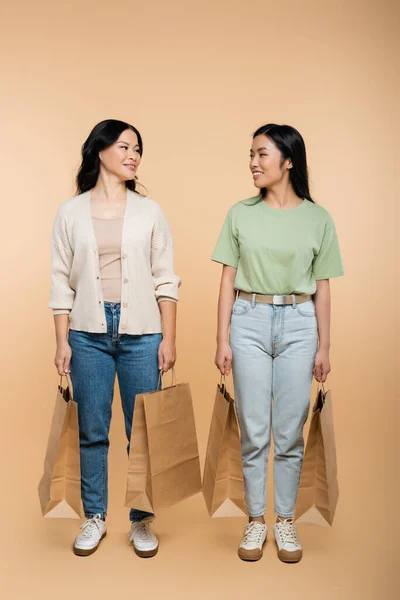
left=98, top=129, right=142, bottom=182
left=250, top=134, right=292, bottom=190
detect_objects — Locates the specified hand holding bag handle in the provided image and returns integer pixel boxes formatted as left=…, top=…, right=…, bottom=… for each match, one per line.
left=219, top=374, right=234, bottom=404
left=58, top=373, right=74, bottom=402
left=313, top=381, right=327, bottom=413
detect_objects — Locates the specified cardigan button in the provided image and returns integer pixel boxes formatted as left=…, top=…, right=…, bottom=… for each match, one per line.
left=121, top=324, right=127, bottom=330
left=123, top=278, right=129, bottom=284
left=122, top=253, right=127, bottom=259
left=123, top=302, right=128, bottom=308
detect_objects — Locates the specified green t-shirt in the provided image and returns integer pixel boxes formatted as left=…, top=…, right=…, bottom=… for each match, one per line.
left=212, top=197, right=344, bottom=295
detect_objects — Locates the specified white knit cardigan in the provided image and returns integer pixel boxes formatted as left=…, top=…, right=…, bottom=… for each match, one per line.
left=49, top=190, right=181, bottom=334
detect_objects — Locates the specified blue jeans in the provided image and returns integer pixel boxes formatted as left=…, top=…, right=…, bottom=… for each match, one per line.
left=69, top=302, right=162, bottom=521
left=230, top=295, right=318, bottom=518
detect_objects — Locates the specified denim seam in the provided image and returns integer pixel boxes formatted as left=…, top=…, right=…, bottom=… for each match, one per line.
left=272, top=307, right=284, bottom=354
left=271, top=307, right=275, bottom=356
left=261, top=438, right=269, bottom=516
left=292, top=441, right=306, bottom=514
left=274, top=439, right=305, bottom=517
left=277, top=307, right=285, bottom=349
left=103, top=402, right=112, bottom=514
left=102, top=445, right=107, bottom=515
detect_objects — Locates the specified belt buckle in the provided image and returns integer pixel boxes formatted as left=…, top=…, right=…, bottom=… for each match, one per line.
left=272, top=295, right=286, bottom=305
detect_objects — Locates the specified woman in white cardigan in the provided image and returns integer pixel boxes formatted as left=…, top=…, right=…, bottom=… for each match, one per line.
left=49, top=119, right=180, bottom=557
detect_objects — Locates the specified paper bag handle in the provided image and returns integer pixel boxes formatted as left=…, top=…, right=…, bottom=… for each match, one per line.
left=58, top=373, right=74, bottom=402
left=157, top=367, right=176, bottom=391
left=313, top=381, right=327, bottom=412
left=219, top=374, right=234, bottom=404
left=219, top=373, right=226, bottom=394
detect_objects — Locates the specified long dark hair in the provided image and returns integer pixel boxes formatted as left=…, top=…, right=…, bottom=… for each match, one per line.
left=76, top=119, right=143, bottom=194
left=252, top=124, right=314, bottom=203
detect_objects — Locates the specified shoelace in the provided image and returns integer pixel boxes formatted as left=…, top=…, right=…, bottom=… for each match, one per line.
left=243, top=522, right=265, bottom=545
left=277, top=520, right=299, bottom=546
left=80, top=517, right=102, bottom=539
left=129, top=519, right=154, bottom=542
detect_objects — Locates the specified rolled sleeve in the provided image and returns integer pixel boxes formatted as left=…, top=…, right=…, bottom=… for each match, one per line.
left=48, top=208, right=75, bottom=313
left=151, top=208, right=181, bottom=302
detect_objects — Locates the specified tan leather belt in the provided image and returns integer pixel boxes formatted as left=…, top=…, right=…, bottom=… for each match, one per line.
left=238, top=291, right=312, bottom=305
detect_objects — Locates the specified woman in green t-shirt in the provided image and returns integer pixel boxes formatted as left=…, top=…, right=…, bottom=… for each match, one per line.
left=212, top=124, right=343, bottom=564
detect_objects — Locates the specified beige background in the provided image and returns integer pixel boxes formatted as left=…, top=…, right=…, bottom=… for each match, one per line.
left=1, top=0, right=398, bottom=598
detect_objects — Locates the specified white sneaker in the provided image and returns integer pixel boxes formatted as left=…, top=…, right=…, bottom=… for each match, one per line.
left=129, top=517, right=159, bottom=558
left=238, top=521, right=268, bottom=561
left=73, top=515, right=107, bottom=556
left=273, top=519, right=302, bottom=563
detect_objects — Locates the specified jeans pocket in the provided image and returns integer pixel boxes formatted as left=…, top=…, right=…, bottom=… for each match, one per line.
left=232, top=299, right=251, bottom=316
left=296, top=301, right=316, bottom=318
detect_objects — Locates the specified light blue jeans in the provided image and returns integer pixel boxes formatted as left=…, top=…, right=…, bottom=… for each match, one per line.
left=230, top=295, right=318, bottom=518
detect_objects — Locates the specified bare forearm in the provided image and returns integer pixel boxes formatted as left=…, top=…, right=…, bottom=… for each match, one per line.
left=53, top=314, right=71, bottom=375
left=214, top=266, right=237, bottom=376
left=313, top=279, right=331, bottom=350
left=158, top=300, right=177, bottom=341
left=217, top=266, right=237, bottom=342
left=54, top=314, right=70, bottom=345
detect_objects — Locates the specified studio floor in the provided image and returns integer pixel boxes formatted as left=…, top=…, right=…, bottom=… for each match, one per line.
left=1, top=488, right=396, bottom=600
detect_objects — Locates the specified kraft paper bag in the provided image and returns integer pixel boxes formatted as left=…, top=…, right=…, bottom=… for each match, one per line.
left=125, top=373, right=202, bottom=513
left=202, top=380, right=247, bottom=518
left=295, top=384, right=339, bottom=527
left=38, top=375, right=83, bottom=518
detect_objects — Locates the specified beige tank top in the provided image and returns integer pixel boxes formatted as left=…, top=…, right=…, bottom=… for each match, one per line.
left=92, top=216, right=124, bottom=303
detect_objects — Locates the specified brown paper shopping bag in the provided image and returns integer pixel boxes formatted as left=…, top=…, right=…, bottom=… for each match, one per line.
left=202, top=379, right=247, bottom=518
left=125, top=372, right=202, bottom=514
left=295, top=384, right=339, bottom=526
left=38, top=375, right=83, bottom=519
